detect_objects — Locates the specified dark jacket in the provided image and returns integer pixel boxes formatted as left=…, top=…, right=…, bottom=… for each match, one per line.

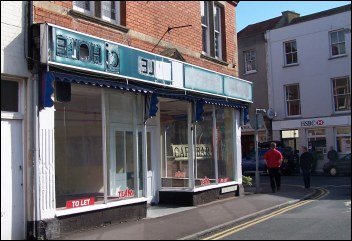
left=300, top=152, right=313, bottom=170
left=327, top=149, right=338, bottom=161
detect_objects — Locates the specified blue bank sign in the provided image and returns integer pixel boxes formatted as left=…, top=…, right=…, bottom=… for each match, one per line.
left=41, top=23, right=252, bottom=102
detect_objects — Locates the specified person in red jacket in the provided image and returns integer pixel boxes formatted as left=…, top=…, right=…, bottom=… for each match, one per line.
left=264, top=142, right=283, bottom=193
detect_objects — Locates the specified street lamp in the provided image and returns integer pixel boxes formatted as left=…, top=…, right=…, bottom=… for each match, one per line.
left=255, top=109, right=266, bottom=193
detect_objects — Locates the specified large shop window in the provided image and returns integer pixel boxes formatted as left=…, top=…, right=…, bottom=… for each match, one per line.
left=336, top=127, right=351, bottom=154
left=194, top=105, right=215, bottom=186
left=160, top=98, right=190, bottom=188
left=159, top=98, right=236, bottom=188
left=55, top=84, right=146, bottom=209
left=307, top=128, right=326, bottom=161
left=55, top=85, right=103, bottom=208
left=194, top=106, right=234, bottom=186
left=215, top=107, right=234, bottom=183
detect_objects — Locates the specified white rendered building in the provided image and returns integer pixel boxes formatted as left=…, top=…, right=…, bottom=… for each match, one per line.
left=266, top=4, right=351, bottom=172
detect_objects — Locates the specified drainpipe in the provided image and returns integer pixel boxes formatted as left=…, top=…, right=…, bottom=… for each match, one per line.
left=26, top=1, right=36, bottom=238
left=33, top=74, right=41, bottom=239
left=27, top=1, right=41, bottom=238
left=27, top=0, right=33, bottom=71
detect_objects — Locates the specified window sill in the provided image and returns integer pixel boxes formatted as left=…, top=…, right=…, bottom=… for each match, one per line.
left=284, top=115, right=302, bottom=120
left=243, top=70, right=257, bottom=75
left=55, top=197, right=147, bottom=217
left=329, top=54, right=347, bottom=60
left=283, top=63, right=299, bottom=68
left=200, top=54, right=229, bottom=66
left=69, top=10, right=129, bottom=33
left=333, top=110, right=351, bottom=115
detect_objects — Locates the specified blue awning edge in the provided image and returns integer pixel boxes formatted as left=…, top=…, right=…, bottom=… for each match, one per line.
left=41, top=71, right=55, bottom=108
left=52, top=71, right=153, bottom=94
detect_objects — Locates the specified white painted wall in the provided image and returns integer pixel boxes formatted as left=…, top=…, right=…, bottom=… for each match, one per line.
left=1, top=1, right=29, bottom=77
left=266, top=10, right=351, bottom=120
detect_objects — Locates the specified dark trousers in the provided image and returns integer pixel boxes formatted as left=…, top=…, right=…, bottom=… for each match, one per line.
left=302, top=169, right=311, bottom=188
left=268, top=168, right=281, bottom=192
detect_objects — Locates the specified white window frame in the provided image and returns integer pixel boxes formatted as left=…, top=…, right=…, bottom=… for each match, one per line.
left=244, top=50, right=256, bottom=74
left=101, top=1, right=120, bottom=25
left=73, top=1, right=95, bottom=16
left=335, top=127, right=351, bottom=154
left=201, top=1, right=210, bottom=54
left=214, top=4, right=222, bottom=59
left=332, top=76, right=351, bottom=112
left=329, top=29, right=346, bottom=57
left=1, top=76, right=25, bottom=117
left=284, top=40, right=298, bottom=66
left=307, top=128, right=327, bottom=154
left=285, top=84, right=301, bottom=117
left=200, top=1, right=224, bottom=60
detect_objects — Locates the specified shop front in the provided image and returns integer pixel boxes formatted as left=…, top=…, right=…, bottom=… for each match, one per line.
left=36, top=23, right=252, bottom=238
left=272, top=116, right=351, bottom=172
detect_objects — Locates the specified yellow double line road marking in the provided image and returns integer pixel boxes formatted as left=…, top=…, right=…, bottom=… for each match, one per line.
left=202, top=188, right=328, bottom=240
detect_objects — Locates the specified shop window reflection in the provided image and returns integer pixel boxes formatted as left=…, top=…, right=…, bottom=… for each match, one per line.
left=160, top=98, right=190, bottom=188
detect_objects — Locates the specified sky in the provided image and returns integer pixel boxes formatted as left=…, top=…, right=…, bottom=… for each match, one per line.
left=236, top=1, right=351, bottom=32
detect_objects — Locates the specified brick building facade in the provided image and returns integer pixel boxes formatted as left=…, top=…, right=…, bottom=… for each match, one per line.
left=2, top=1, right=253, bottom=239
left=33, top=1, right=238, bottom=76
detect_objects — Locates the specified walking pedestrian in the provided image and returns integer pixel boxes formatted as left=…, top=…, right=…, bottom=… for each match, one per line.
left=264, top=142, right=283, bottom=193
left=300, top=146, right=313, bottom=189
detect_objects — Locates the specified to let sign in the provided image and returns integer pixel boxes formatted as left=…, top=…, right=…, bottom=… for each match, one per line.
left=66, top=197, right=95, bottom=209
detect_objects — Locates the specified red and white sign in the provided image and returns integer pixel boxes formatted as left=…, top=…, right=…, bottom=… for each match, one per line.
left=66, top=197, right=95, bottom=209
left=316, top=120, right=324, bottom=125
left=116, top=188, right=134, bottom=199
left=175, top=171, right=186, bottom=178
left=200, top=176, right=210, bottom=185
left=218, top=177, right=230, bottom=183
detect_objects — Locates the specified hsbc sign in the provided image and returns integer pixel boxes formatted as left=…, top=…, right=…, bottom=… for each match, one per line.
left=301, top=119, right=325, bottom=127
left=316, top=120, right=324, bottom=125
left=273, top=116, right=350, bottom=130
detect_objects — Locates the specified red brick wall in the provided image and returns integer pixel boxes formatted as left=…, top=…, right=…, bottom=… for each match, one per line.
left=126, top=1, right=201, bottom=53
left=33, top=1, right=238, bottom=76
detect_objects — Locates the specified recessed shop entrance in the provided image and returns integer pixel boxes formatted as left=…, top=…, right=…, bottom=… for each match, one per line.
left=109, top=125, right=157, bottom=202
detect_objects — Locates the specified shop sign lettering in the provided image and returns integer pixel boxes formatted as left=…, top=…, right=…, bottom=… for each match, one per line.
left=301, top=119, right=325, bottom=127
left=138, top=57, right=155, bottom=77
left=45, top=25, right=253, bottom=103
left=53, top=28, right=120, bottom=74
left=66, top=197, right=95, bottom=209
left=116, top=188, right=134, bottom=199
left=172, top=144, right=212, bottom=160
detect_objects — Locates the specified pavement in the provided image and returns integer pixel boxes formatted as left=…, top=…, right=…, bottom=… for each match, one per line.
left=56, top=183, right=315, bottom=240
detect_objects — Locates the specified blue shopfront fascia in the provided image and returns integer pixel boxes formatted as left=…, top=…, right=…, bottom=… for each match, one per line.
left=40, top=23, right=252, bottom=105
